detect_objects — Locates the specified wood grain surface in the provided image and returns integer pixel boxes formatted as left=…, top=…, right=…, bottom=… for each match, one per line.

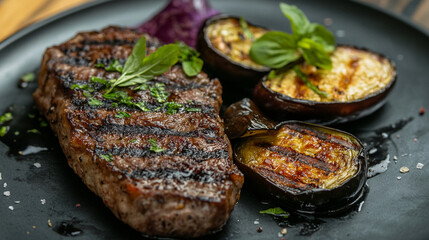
left=0, top=0, right=428, bottom=42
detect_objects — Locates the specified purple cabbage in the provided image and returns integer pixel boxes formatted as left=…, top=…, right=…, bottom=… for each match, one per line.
left=137, top=0, right=219, bottom=47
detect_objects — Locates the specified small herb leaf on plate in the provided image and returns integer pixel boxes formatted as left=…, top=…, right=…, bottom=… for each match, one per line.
left=259, top=207, right=290, bottom=218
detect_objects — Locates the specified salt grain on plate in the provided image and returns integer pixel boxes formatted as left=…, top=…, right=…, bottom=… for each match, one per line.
left=416, top=163, right=424, bottom=169
left=34, top=162, right=41, bottom=168
left=4, top=191, right=10, bottom=197
left=14, top=201, right=20, bottom=204
left=8, top=206, right=14, bottom=211
left=254, top=219, right=259, bottom=225
left=41, top=199, right=46, bottom=205
left=397, top=176, right=402, bottom=180
left=369, top=148, right=377, bottom=154
left=0, top=172, right=2, bottom=180
left=3, top=182, right=7, bottom=188
left=381, top=132, right=389, bottom=139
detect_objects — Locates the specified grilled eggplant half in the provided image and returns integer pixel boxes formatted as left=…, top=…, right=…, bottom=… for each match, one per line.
left=253, top=46, right=397, bottom=124
left=197, top=15, right=269, bottom=100
left=224, top=99, right=367, bottom=214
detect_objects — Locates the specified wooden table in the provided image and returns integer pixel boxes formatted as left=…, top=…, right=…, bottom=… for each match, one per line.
left=0, top=0, right=428, bottom=42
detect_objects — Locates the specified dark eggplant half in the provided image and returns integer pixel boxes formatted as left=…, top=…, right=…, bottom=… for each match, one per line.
left=197, top=15, right=270, bottom=100
left=223, top=98, right=276, bottom=140
left=252, top=46, right=397, bottom=124
left=233, top=121, right=367, bottom=215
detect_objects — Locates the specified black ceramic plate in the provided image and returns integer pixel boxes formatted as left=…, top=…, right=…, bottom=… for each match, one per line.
left=0, top=0, right=428, bottom=239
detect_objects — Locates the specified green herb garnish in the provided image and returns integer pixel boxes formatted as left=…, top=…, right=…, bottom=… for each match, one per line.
left=177, top=42, right=203, bottom=77
left=148, top=138, right=164, bottom=152
left=91, top=76, right=112, bottom=88
left=88, top=98, right=103, bottom=106
left=239, top=17, right=255, bottom=41
left=28, top=114, right=35, bottom=119
left=130, top=139, right=138, bottom=143
left=250, top=3, right=335, bottom=69
left=100, top=153, right=113, bottom=162
left=115, top=111, right=131, bottom=118
left=71, top=84, right=94, bottom=92
left=134, top=102, right=151, bottom=112
left=0, top=112, right=13, bottom=124
left=14, top=131, right=20, bottom=136
left=249, top=3, right=335, bottom=96
left=94, top=60, right=123, bottom=72
left=40, top=120, right=48, bottom=127
left=259, top=207, right=289, bottom=219
left=185, top=108, right=201, bottom=112
left=293, top=66, right=329, bottom=98
left=105, top=60, right=123, bottom=72
left=0, top=126, right=9, bottom=137
left=27, top=129, right=40, bottom=134
left=105, top=37, right=180, bottom=93
left=164, top=102, right=183, bottom=115
left=21, top=73, right=35, bottom=82
left=149, top=83, right=169, bottom=103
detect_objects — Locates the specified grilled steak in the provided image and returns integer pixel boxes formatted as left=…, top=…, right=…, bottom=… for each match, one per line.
left=33, top=26, right=244, bottom=238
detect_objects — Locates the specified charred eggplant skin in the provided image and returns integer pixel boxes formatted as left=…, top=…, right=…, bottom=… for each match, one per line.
left=223, top=98, right=276, bottom=140
left=233, top=121, right=368, bottom=215
left=197, top=15, right=269, bottom=100
left=252, top=46, right=397, bottom=124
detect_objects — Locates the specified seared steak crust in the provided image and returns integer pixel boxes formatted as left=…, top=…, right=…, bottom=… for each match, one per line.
left=33, top=26, right=244, bottom=238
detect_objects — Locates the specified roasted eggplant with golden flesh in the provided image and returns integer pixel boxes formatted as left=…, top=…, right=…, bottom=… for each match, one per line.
left=197, top=15, right=270, bottom=98
left=224, top=99, right=367, bottom=214
left=253, top=46, right=397, bottom=124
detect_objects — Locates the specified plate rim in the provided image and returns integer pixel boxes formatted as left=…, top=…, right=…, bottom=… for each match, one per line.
left=1, top=0, right=428, bottom=53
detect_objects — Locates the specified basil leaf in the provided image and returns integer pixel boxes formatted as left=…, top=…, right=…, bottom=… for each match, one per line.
left=115, top=43, right=179, bottom=88
left=182, top=57, right=203, bottom=77
left=259, top=207, right=289, bottom=218
left=137, top=43, right=179, bottom=77
left=177, top=42, right=203, bottom=77
left=279, top=3, right=311, bottom=37
left=308, top=24, right=336, bottom=52
left=250, top=31, right=300, bottom=69
left=123, top=36, right=147, bottom=73
left=298, top=38, right=332, bottom=70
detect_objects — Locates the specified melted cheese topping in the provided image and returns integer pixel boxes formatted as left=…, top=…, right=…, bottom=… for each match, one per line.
left=265, top=46, right=395, bottom=102
left=236, top=124, right=360, bottom=191
left=206, top=18, right=267, bottom=69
